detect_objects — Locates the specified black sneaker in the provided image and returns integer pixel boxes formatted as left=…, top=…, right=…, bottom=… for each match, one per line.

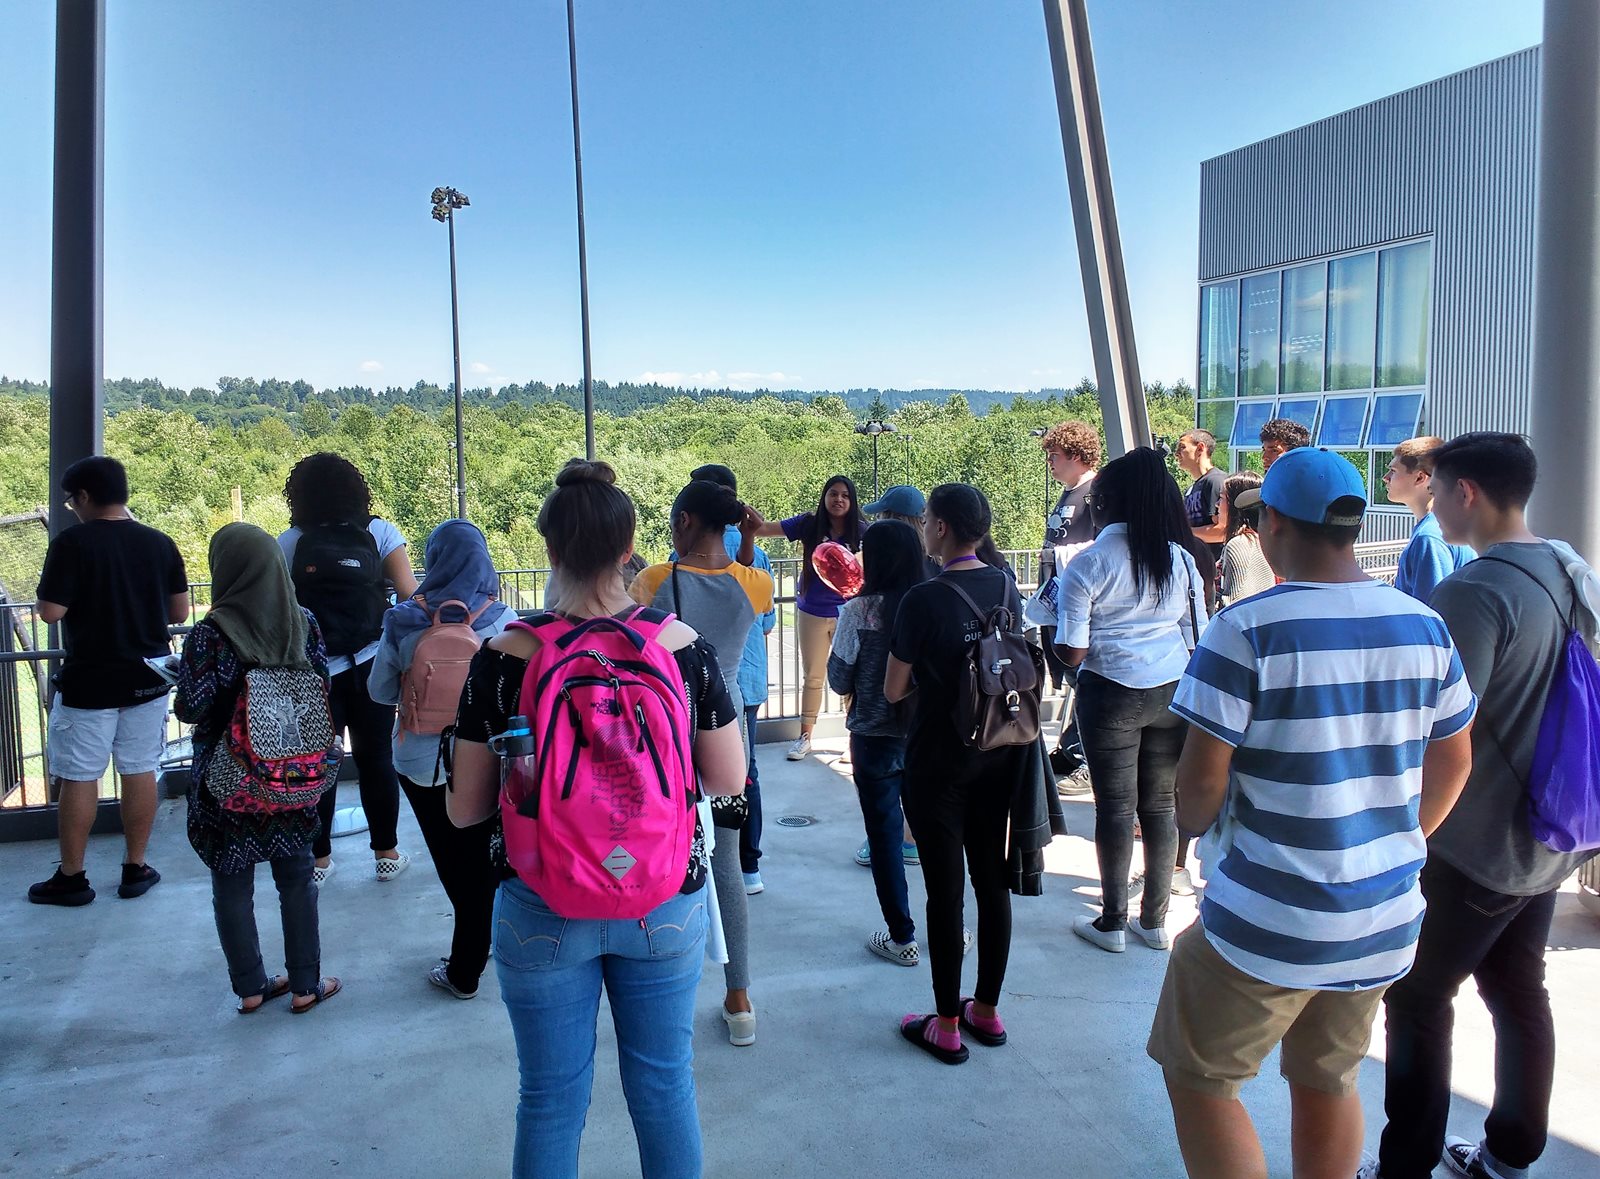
left=1442, top=1138, right=1504, bottom=1179
left=28, top=868, right=95, bottom=906
left=117, top=863, right=161, bottom=899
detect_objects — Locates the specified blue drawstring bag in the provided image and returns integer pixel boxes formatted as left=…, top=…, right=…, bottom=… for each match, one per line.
left=1483, top=557, right=1600, bottom=853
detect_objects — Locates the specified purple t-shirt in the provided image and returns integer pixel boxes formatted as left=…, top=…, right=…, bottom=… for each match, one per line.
left=782, top=513, right=852, bottom=618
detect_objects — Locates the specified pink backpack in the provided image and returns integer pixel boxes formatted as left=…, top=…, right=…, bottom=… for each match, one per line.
left=500, top=607, right=697, bottom=920
left=400, top=598, right=491, bottom=736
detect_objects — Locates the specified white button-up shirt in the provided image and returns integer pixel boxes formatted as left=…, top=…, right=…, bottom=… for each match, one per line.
left=1057, top=524, right=1203, bottom=689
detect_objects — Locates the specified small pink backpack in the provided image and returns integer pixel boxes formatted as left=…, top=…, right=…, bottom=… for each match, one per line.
left=500, top=607, right=697, bottom=920
left=400, top=599, right=491, bottom=736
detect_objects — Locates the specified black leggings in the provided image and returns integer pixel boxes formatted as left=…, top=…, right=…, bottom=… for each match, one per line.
left=400, top=775, right=500, bottom=990
left=902, top=748, right=1022, bottom=1019
left=313, top=659, right=402, bottom=859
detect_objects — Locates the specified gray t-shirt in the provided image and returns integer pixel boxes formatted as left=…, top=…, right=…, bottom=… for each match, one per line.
left=1429, top=541, right=1594, bottom=895
left=631, top=561, right=773, bottom=715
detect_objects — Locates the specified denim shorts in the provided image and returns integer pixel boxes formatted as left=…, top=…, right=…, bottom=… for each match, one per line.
left=47, top=693, right=169, bottom=781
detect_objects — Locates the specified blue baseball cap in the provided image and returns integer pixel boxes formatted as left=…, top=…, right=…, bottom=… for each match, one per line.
left=1236, top=447, right=1366, bottom=527
left=863, top=485, right=925, bottom=517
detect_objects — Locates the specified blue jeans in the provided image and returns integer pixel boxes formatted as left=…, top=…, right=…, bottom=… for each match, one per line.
left=851, top=732, right=915, bottom=944
left=739, top=704, right=762, bottom=873
left=494, top=878, right=709, bottom=1179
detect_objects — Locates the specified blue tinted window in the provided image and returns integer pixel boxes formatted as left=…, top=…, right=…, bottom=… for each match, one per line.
left=1275, top=397, right=1319, bottom=436
left=1318, top=396, right=1369, bottom=447
left=1199, top=283, right=1239, bottom=398
left=1230, top=399, right=1276, bottom=448
left=1368, top=393, right=1424, bottom=446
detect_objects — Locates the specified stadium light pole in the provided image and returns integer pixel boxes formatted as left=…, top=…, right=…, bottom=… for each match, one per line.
left=431, top=186, right=470, bottom=519
left=1030, top=427, right=1051, bottom=512
left=854, top=420, right=896, bottom=500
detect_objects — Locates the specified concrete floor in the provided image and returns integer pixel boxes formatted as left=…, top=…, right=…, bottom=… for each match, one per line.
left=3, top=735, right=1599, bottom=1179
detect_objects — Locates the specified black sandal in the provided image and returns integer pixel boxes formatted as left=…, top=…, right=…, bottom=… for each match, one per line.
left=290, top=976, right=342, bottom=1013
left=958, top=998, right=1007, bottom=1047
left=899, top=1014, right=968, bottom=1065
left=237, top=976, right=290, bottom=1015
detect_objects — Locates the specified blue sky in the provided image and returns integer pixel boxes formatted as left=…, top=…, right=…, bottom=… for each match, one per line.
left=2, top=0, right=1541, bottom=396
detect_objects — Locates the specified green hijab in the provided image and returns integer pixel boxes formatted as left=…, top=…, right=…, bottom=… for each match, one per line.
left=206, top=523, right=311, bottom=669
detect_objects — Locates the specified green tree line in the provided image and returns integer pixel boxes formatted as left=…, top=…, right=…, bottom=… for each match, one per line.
left=0, top=378, right=1199, bottom=583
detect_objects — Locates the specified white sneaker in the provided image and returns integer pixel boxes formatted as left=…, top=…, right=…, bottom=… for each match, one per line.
left=722, top=1005, right=756, bottom=1047
left=1126, top=918, right=1171, bottom=950
left=786, top=734, right=811, bottom=761
left=312, top=859, right=336, bottom=887
left=1355, top=1157, right=1383, bottom=1179
left=1072, top=915, right=1125, bottom=953
left=866, top=930, right=920, bottom=966
left=742, top=871, right=764, bottom=895
left=1171, top=867, right=1196, bottom=897
left=375, top=852, right=410, bottom=882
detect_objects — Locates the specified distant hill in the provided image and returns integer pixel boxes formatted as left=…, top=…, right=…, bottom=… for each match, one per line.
left=0, top=374, right=1193, bottom=428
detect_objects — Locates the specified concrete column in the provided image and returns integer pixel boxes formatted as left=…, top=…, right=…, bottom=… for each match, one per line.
left=1041, top=0, right=1151, bottom=458
left=1528, top=2, right=1600, bottom=556
left=49, top=0, right=105, bottom=538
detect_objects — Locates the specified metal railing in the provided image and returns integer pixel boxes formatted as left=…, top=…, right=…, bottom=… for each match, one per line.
left=0, top=542, right=1404, bottom=817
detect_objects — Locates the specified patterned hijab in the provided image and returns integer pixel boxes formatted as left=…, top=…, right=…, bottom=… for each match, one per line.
left=206, top=523, right=310, bottom=668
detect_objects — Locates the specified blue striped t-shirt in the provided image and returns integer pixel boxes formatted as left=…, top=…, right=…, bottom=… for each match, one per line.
left=1171, top=580, right=1477, bottom=990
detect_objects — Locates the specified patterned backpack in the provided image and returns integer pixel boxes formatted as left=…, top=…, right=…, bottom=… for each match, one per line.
left=204, top=666, right=338, bottom=815
left=499, top=607, right=697, bottom=920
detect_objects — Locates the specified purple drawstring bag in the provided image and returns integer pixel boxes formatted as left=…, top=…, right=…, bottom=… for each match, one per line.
left=1526, top=629, right=1600, bottom=852
left=1482, top=556, right=1600, bottom=853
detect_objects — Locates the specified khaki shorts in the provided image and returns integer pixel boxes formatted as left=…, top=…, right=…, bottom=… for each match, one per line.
left=1146, top=922, right=1387, bottom=1099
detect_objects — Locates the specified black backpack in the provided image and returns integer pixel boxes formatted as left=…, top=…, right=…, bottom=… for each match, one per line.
left=290, top=521, right=388, bottom=658
left=935, top=573, right=1044, bottom=750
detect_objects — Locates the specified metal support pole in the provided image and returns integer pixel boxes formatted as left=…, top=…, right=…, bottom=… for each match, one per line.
left=448, top=210, right=467, bottom=519
left=50, top=0, right=105, bottom=539
left=567, top=0, right=596, bottom=461
left=1528, top=1, right=1600, bottom=557
left=1041, top=0, right=1150, bottom=458
left=871, top=435, right=880, bottom=500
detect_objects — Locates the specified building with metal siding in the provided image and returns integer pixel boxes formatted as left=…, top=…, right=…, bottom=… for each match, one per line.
left=1195, top=48, right=1539, bottom=542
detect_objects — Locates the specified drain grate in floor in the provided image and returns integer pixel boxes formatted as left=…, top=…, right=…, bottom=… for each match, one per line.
left=775, top=814, right=816, bottom=828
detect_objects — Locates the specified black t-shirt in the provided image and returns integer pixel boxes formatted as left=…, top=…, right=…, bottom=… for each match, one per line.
left=890, top=564, right=1020, bottom=767
left=1184, top=468, right=1228, bottom=559
left=1044, top=479, right=1096, bottom=552
left=36, top=519, right=188, bottom=709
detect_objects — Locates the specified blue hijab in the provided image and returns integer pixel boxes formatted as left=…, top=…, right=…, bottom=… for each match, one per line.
left=383, top=520, right=508, bottom=640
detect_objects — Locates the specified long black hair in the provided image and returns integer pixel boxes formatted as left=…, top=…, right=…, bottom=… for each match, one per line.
left=796, top=475, right=866, bottom=589
left=860, top=520, right=927, bottom=627
left=1092, top=448, right=1192, bottom=602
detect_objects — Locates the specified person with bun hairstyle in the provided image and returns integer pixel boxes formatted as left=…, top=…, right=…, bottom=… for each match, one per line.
left=448, top=459, right=747, bottom=1178
left=885, top=483, right=1031, bottom=1065
left=747, top=475, right=867, bottom=761
left=632, top=479, right=774, bottom=1047
left=279, top=452, right=418, bottom=886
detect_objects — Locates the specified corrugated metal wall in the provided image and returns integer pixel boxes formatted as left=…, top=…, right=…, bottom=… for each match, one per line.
left=1199, top=48, right=1539, bottom=438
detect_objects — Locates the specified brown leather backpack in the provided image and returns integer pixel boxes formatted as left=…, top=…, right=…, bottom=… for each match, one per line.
left=935, top=575, right=1045, bottom=751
